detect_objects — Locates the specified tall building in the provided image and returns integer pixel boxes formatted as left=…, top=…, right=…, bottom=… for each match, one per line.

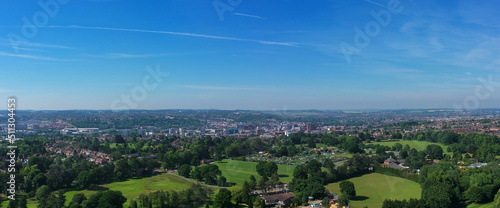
left=306, top=123, right=313, bottom=131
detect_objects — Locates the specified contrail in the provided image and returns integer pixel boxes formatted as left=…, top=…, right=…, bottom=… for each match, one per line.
left=233, top=13, right=266, bottom=19
left=0, top=25, right=297, bottom=47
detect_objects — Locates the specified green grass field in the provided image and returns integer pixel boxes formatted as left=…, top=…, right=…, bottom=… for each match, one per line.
left=2, top=173, right=209, bottom=208
left=3, top=160, right=292, bottom=207
left=213, top=159, right=295, bottom=186
left=325, top=173, right=421, bottom=208
left=65, top=174, right=193, bottom=207
left=467, top=202, right=495, bottom=208
left=1, top=199, right=37, bottom=208
left=370, top=140, right=451, bottom=154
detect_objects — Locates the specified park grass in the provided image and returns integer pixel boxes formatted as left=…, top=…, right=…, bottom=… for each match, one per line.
left=325, top=173, right=421, bottom=208
left=370, top=140, right=451, bottom=154
left=467, top=201, right=495, bottom=208
left=1, top=199, right=38, bottom=208
left=332, top=153, right=354, bottom=158
left=213, top=159, right=295, bottom=187
left=63, top=174, right=193, bottom=207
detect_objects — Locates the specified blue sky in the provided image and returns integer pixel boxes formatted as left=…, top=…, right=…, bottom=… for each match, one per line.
left=1, top=0, right=500, bottom=110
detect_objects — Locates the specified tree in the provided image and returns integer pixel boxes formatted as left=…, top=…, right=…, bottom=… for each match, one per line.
left=420, top=168, right=458, bottom=208
left=7, top=200, right=17, bottom=208
left=322, top=197, right=330, bottom=207
left=213, top=189, right=232, bottom=208
left=218, top=176, right=227, bottom=187
left=305, top=159, right=322, bottom=176
left=114, top=159, right=130, bottom=180
left=38, top=193, right=63, bottom=208
left=57, top=191, right=66, bottom=208
left=129, top=200, right=138, bottom=208
left=265, top=162, right=278, bottom=177
left=494, top=189, right=500, bottom=208
left=249, top=175, right=257, bottom=190
left=178, top=164, right=192, bottom=178
left=68, top=202, right=82, bottom=208
left=292, top=165, right=308, bottom=180
left=269, top=174, right=281, bottom=188
left=239, top=180, right=251, bottom=203
left=422, top=186, right=451, bottom=208
left=77, top=171, right=92, bottom=189
left=339, top=181, right=356, bottom=200
left=99, top=190, right=127, bottom=208
left=32, top=173, right=47, bottom=190
left=258, top=176, right=268, bottom=192
left=35, top=185, right=50, bottom=201
left=303, top=176, right=327, bottom=200
left=83, top=190, right=126, bottom=208
left=338, top=195, right=349, bottom=207
left=426, top=144, right=444, bottom=160
left=114, top=134, right=125, bottom=143
left=46, top=166, right=66, bottom=190
left=253, top=197, right=263, bottom=208
left=466, top=185, right=485, bottom=203
left=19, top=195, right=28, bottom=208
left=72, top=193, right=87, bottom=205
left=256, top=161, right=278, bottom=177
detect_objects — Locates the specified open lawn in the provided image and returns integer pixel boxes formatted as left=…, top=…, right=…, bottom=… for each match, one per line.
left=213, top=159, right=295, bottom=186
left=370, top=140, right=451, bottom=154
left=325, top=173, right=421, bottom=208
left=467, top=202, right=495, bottom=208
left=1, top=199, right=37, bottom=208
left=63, top=174, right=193, bottom=207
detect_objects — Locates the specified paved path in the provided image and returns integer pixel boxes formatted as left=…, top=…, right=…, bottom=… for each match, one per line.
left=166, top=172, right=229, bottom=189
left=334, top=160, right=348, bottom=166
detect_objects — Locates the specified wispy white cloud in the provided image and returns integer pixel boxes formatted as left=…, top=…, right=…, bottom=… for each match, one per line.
left=0, top=40, right=74, bottom=49
left=19, top=42, right=74, bottom=49
left=12, top=47, right=45, bottom=52
left=0, top=51, right=72, bottom=61
left=8, top=25, right=297, bottom=47
left=457, top=0, right=500, bottom=29
left=233, top=13, right=266, bottom=19
left=87, top=52, right=212, bottom=59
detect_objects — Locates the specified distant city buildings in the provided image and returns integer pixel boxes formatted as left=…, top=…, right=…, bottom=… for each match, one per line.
left=60, top=128, right=99, bottom=135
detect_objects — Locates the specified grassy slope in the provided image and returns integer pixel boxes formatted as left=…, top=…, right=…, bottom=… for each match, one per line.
left=4, top=160, right=290, bottom=207
left=1, top=199, right=37, bottom=208
left=63, top=174, right=193, bottom=207
left=371, top=140, right=451, bottom=154
left=325, top=173, right=421, bottom=208
left=467, top=202, right=495, bottom=208
left=213, top=159, right=295, bottom=186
